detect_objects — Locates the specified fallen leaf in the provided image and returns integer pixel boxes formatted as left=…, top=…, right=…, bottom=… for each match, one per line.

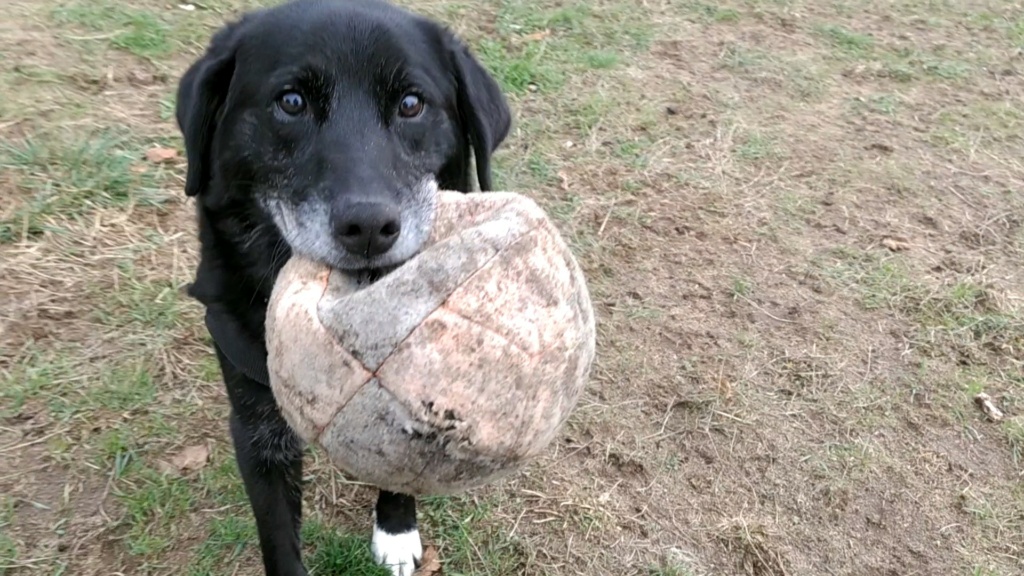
left=164, top=444, right=210, bottom=474
left=127, top=70, right=156, bottom=86
left=881, top=236, right=910, bottom=252
left=557, top=170, right=570, bottom=191
left=414, top=545, right=442, bottom=575
left=523, top=29, right=551, bottom=42
left=974, top=393, right=1004, bottom=422
left=145, top=146, right=179, bottom=164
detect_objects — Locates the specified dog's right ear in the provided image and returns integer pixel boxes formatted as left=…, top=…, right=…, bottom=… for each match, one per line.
left=445, top=34, right=512, bottom=192
left=176, top=22, right=243, bottom=197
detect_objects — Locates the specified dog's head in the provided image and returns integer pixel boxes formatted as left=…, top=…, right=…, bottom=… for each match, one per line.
left=176, top=0, right=511, bottom=272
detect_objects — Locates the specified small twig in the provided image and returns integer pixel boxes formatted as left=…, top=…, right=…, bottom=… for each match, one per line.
left=507, top=507, right=527, bottom=539
left=597, top=208, right=613, bottom=236
left=0, top=430, right=63, bottom=454
left=640, top=400, right=678, bottom=441
left=62, top=32, right=119, bottom=40
left=860, top=346, right=873, bottom=386
left=712, top=410, right=751, bottom=425
left=737, top=294, right=797, bottom=324
left=0, top=556, right=64, bottom=568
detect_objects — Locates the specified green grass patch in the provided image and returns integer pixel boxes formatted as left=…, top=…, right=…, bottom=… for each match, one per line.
left=913, top=281, right=1024, bottom=357
left=735, top=131, right=779, bottom=162
left=929, top=101, right=1022, bottom=149
left=473, top=0, right=652, bottom=92
left=1, top=347, right=166, bottom=423
left=475, top=38, right=562, bottom=94
left=729, top=277, right=753, bottom=299
left=879, top=48, right=972, bottom=83
left=489, top=145, right=558, bottom=193
left=689, top=2, right=741, bottom=23
left=584, top=50, right=620, bottom=69
left=815, top=246, right=923, bottom=311
left=0, top=498, right=17, bottom=576
left=545, top=192, right=584, bottom=225
left=185, top=516, right=257, bottom=576
left=91, top=262, right=186, bottom=332
left=568, top=93, right=614, bottom=135
left=815, top=24, right=875, bottom=56
left=720, top=44, right=766, bottom=70
left=421, top=494, right=529, bottom=575
left=1, top=348, right=83, bottom=421
left=197, top=456, right=250, bottom=509
left=850, top=93, right=901, bottom=116
left=875, top=59, right=917, bottom=83
left=90, top=365, right=159, bottom=413
left=957, top=484, right=1024, bottom=556
left=52, top=1, right=172, bottom=58
left=0, top=131, right=170, bottom=243
left=615, top=138, right=652, bottom=169
left=921, top=58, right=971, bottom=80
left=117, top=467, right=196, bottom=556
left=495, top=1, right=652, bottom=51
left=1002, top=418, right=1024, bottom=466
left=1011, top=16, right=1024, bottom=48
left=816, top=248, right=1024, bottom=360
left=648, top=561, right=699, bottom=576
left=303, top=520, right=391, bottom=576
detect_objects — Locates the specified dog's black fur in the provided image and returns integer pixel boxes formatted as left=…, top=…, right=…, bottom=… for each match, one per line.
left=174, top=1, right=511, bottom=574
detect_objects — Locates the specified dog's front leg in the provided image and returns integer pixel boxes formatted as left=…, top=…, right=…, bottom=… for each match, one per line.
left=372, top=490, right=422, bottom=576
left=224, top=369, right=307, bottom=576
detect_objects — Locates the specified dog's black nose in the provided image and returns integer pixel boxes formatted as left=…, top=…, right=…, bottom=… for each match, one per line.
left=332, top=199, right=402, bottom=257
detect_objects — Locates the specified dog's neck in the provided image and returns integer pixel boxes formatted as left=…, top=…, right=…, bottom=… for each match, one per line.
left=188, top=204, right=290, bottom=340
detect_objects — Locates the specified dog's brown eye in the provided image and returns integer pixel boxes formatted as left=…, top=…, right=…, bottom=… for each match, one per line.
left=278, top=91, right=306, bottom=115
left=398, top=94, right=424, bottom=118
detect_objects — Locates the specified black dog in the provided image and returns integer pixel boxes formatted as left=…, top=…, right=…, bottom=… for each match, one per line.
left=174, top=1, right=511, bottom=574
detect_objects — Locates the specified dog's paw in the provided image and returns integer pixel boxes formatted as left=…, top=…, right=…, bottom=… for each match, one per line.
left=371, top=524, right=422, bottom=576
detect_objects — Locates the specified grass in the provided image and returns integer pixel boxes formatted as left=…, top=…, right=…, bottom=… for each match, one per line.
left=0, top=131, right=170, bottom=242
left=2, top=0, right=1024, bottom=574
left=1004, top=419, right=1024, bottom=466
left=118, top=468, right=196, bottom=555
left=420, top=495, right=529, bottom=574
left=475, top=39, right=562, bottom=94
left=184, top=516, right=257, bottom=576
left=53, top=1, right=172, bottom=59
left=303, top=520, right=392, bottom=576
left=0, top=498, right=16, bottom=576
left=814, top=247, right=923, bottom=311
left=734, top=131, right=778, bottom=162
left=850, top=93, right=901, bottom=116
left=815, top=24, right=875, bottom=56
left=816, top=248, right=1024, bottom=360
left=648, top=563, right=698, bottom=576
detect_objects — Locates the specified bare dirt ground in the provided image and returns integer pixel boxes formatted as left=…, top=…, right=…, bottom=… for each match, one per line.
left=1, top=0, right=1022, bottom=575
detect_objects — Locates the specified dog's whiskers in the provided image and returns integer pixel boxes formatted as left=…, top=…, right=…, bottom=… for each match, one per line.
left=250, top=238, right=289, bottom=305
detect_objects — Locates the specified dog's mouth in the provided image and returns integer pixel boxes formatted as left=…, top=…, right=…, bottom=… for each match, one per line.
left=351, top=263, right=403, bottom=287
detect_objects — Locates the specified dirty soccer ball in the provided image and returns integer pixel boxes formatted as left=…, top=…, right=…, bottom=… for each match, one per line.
left=265, top=191, right=596, bottom=495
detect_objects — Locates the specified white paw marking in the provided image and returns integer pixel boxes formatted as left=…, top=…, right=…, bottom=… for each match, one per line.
left=371, top=524, right=422, bottom=576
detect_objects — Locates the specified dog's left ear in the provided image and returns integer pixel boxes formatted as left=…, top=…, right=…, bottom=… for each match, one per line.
left=447, top=36, right=512, bottom=192
left=176, top=20, right=245, bottom=198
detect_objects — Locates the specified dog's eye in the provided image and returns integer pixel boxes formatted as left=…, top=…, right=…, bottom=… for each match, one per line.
left=277, top=91, right=306, bottom=116
left=398, top=94, right=424, bottom=118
